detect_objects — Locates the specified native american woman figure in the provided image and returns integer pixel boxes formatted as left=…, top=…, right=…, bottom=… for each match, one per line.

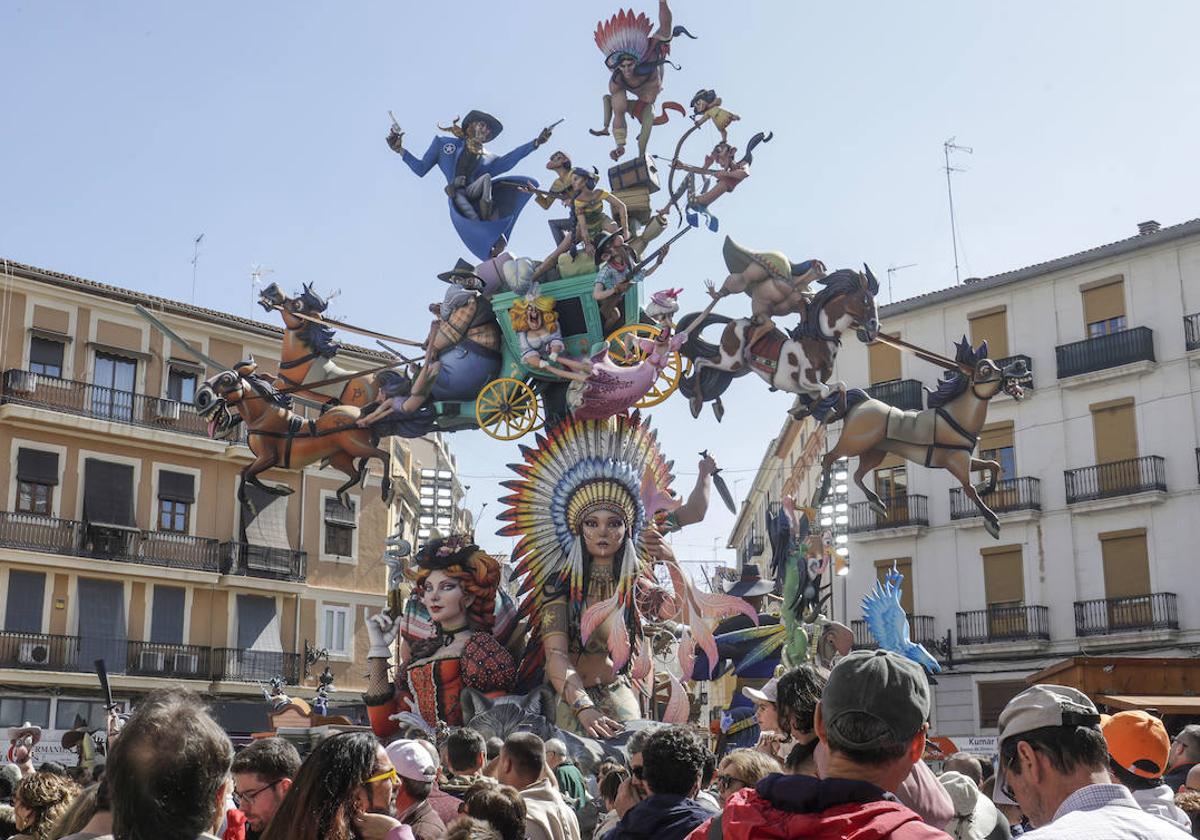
left=365, top=537, right=516, bottom=737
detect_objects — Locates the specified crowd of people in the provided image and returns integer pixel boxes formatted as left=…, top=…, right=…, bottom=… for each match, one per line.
left=3, top=650, right=1200, bottom=840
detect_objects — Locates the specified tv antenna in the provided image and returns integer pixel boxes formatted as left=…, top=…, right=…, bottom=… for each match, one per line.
left=250, top=264, right=275, bottom=317
left=190, top=233, right=205, bottom=303
left=942, top=138, right=972, bottom=284
left=886, top=263, right=918, bottom=304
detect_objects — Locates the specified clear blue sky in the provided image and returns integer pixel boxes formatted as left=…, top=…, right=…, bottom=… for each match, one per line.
left=4, top=1, right=1199, bottom=571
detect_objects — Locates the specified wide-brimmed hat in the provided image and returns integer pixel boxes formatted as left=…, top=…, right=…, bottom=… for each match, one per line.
left=437, top=258, right=484, bottom=285
left=941, top=771, right=1003, bottom=840
left=593, top=230, right=628, bottom=266
left=461, top=110, right=503, bottom=138
left=722, top=563, right=774, bottom=597
left=7, top=722, right=42, bottom=744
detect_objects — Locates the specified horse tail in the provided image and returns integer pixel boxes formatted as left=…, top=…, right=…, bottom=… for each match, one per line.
left=677, top=311, right=732, bottom=362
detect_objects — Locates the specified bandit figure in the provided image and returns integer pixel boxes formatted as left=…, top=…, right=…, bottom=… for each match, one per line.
left=592, top=229, right=668, bottom=329
left=689, top=89, right=740, bottom=142
left=407, top=259, right=498, bottom=402
left=665, top=132, right=771, bottom=232
left=590, top=1, right=695, bottom=160
left=531, top=150, right=576, bottom=211
left=573, top=166, right=630, bottom=247
left=388, top=110, right=554, bottom=259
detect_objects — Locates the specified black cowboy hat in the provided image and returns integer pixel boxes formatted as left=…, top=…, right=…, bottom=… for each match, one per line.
left=722, top=563, right=775, bottom=597
left=593, top=230, right=627, bottom=266
left=437, top=258, right=485, bottom=285
left=461, top=110, right=503, bottom=138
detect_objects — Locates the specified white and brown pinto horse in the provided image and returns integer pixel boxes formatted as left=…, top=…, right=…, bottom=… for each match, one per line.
left=678, top=267, right=882, bottom=419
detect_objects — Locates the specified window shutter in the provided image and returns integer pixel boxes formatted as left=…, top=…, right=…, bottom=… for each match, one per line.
left=867, top=336, right=902, bottom=384
left=150, top=586, right=186, bottom=645
left=157, top=471, right=195, bottom=503
left=83, top=459, right=136, bottom=527
left=1101, top=529, right=1151, bottom=599
left=3, top=571, right=46, bottom=633
left=968, top=310, right=1009, bottom=359
left=978, top=422, right=1014, bottom=454
left=982, top=545, right=1024, bottom=605
left=1091, top=400, right=1137, bottom=464
left=1081, top=279, right=1125, bottom=326
left=17, top=449, right=59, bottom=485
left=875, top=558, right=913, bottom=613
left=324, top=497, right=357, bottom=528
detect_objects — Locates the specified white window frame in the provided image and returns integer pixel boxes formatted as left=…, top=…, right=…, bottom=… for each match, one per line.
left=318, top=489, right=359, bottom=564
left=318, top=602, right=352, bottom=660
left=7, top=438, right=68, bottom=517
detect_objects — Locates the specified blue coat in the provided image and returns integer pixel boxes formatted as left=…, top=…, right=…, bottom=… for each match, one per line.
left=402, top=135, right=539, bottom=259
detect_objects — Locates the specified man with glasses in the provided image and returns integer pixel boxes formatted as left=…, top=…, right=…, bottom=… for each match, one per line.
left=1166, top=726, right=1200, bottom=792
left=994, top=684, right=1191, bottom=838
left=231, top=737, right=301, bottom=839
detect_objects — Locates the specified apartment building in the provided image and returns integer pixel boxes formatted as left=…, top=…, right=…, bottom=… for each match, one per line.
left=828, top=218, right=1200, bottom=738
left=408, top=435, right=470, bottom=542
left=0, top=259, right=422, bottom=758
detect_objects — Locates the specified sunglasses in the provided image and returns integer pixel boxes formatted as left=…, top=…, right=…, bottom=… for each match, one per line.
left=1000, top=750, right=1020, bottom=802
left=364, top=768, right=399, bottom=785
left=717, top=774, right=748, bottom=790
left=631, top=765, right=644, bottom=779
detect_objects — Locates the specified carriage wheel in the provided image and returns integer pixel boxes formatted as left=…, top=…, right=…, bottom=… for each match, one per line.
left=604, top=324, right=685, bottom=409
left=477, top=378, right=540, bottom=441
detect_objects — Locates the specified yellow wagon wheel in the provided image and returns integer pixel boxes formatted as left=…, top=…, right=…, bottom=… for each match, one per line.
left=604, top=324, right=686, bottom=408
left=476, top=377, right=540, bottom=441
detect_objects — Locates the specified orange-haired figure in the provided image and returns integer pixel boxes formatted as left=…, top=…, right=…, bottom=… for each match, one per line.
left=364, top=537, right=516, bottom=736
left=510, top=287, right=594, bottom=382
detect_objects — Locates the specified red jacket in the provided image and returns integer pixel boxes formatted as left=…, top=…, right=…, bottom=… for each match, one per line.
left=685, top=774, right=949, bottom=840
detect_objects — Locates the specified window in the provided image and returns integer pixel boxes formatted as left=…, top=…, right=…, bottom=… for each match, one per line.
left=29, top=337, right=64, bottom=378
left=1088, top=316, right=1127, bottom=338
left=875, top=558, right=913, bottom=614
left=157, top=471, right=195, bottom=533
left=322, top=605, right=350, bottom=655
left=4, top=570, right=46, bottom=632
left=83, top=459, right=135, bottom=527
left=166, top=367, right=197, bottom=403
left=982, top=545, right=1024, bottom=607
left=0, top=697, right=51, bottom=728
left=15, top=449, right=59, bottom=516
left=968, top=310, right=1009, bottom=359
left=324, top=496, right=356, bottom=558
left=16, top=481, right=51, bottom=515
left=1100, top=528, right=1151, bottom=600
left=977, top=422, right=1015, bottom=484
left=1081, top=278, right=1126, bottom=337
left=1091, top=398, right=1137, bottom=464
left=978, top=680, right=1027, bottom=729
left=92, top=352, right=137, bottom=421
left=867, top=335, right=902, bottom=384
left=150, top=586, right=186, bottom=645
left=874, top=464, right=907, bottom=503
left=55, top=699, right=114, bottom=731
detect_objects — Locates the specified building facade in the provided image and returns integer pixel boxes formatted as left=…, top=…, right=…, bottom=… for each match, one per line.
left=829, top=218, right=1200, bottom=738
left=0, top=259, right=420, bottom=758
left=407, top=434, right=469, bottom=542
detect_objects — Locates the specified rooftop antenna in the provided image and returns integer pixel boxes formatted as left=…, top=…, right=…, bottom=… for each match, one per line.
left=190, top=233, right=205, bottom=303
left=942, top=138, right=972, bottom=284
left=250, top=264, right=275, bottom=318
left=886, top=263, right=918, bottom=304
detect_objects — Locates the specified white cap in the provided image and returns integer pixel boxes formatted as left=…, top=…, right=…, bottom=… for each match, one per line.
left=992, top=684, right=1100, bottom=806
left=386, top=739, right=437, bottom=783
left=742, top=676, right=779, bottom=705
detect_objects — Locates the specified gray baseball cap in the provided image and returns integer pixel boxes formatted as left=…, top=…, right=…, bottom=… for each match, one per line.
left=821, top=649, right=931, bottom=749
left=993, top=684, right=1101, bottom=805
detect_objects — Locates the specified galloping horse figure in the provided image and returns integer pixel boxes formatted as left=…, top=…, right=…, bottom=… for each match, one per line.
left=194, top=358, right=392, bottom=507
left=259, top=282, right=396, bottom=408
left=813, top=338, right=1031, bottom=539
left=677, top=266, right=881, bottom=420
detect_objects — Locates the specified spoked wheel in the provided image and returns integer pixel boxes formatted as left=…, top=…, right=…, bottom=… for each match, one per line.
left=604, top=324, right=685, bottom=408
left=476, top=377, right=540, bottom=441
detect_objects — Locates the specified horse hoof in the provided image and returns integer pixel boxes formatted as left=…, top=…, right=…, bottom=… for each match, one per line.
left=975, top=482, right=994, bottom=497
left=985, top=519, right=1001, bottom=539
left=274, top=484, right=295, bottom=496
left=869, top=501, right=888, bottom=518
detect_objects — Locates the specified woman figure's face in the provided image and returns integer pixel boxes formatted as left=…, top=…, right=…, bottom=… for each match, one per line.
left=528, top=307, right=543, bottom=329
left=755, top=700, right=780, bottom=733
left=571, top=173, right=587, bottom=191
left=422, top=570, right=472, bottom=626
left=582, top=510, right=626, bottom=561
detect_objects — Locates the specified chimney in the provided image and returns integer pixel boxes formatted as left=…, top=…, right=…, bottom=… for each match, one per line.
left=1138, top=220, right=1161, bottom=235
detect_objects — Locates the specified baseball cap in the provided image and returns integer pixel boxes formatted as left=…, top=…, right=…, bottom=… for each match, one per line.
left=820, top=649, right=931, bottom=749
left=385, top=739, right=437, bottom=783
left=1102, top=710, right=1170, bottom=778
left=742, top=676, right=780, bottom=705
left=993, top=684, right=1101, bottom=805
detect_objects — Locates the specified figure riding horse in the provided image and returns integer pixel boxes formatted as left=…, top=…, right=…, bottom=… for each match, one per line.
left=194, top=357, right=393, bottom=507
left=678, top=260, right=881, bottom=420
left=813, top=338, right=1032, bottom=539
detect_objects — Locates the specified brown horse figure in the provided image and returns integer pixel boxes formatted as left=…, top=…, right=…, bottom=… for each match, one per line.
left=194, top=359, right=392, bottom=507
left=258, top=282, right=389, bottom=408
left=812, top=338, right=1031, bottom=539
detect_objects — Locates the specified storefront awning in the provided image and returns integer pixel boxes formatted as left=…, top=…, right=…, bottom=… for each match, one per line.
left=1097, top=694, right=1200, bottom=715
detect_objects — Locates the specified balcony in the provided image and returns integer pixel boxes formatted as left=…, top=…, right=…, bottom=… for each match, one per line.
left=127, top=641, right=212, bottom=679
left=1074, top=593, right=1178, bottom=637
left=994, top=354, right=1034, bottom=390
left=0, top=632, right=84, bottom=672
left=957, top=605, right=1050, bottom=645
left=1064, top=456, right=1166, bottom=505
left=866, top=378, right=924, bottom=411
left=212, top=648, right=301, bottom=683
left=851, top=615, right=937, bottom=649
left=0, top=511, right=222, bottom=572
left=221, top=542, right=307, bottom=582
left=848, top=494, right=929, bottom=533
left=1055, top=327, right=1154, bottom=379
left=950, top=477, right=1041, bottom=519
left=1185, top=313, right=1200, bottom=352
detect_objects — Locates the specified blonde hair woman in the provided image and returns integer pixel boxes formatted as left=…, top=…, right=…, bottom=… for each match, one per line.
left=715, top=749, right=782, bottom=806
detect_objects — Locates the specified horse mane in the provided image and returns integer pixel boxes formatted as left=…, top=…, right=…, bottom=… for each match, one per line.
left=297, top=320, right=340, bottom=359
left=791, top=268, right=863, bottom=341
left=243, top=374, right=294, bottom=411
left=925, top=371, right=969, bottom=408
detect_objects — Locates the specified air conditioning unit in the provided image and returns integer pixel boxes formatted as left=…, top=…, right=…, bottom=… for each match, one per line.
left=6, top=371, right=38, bottom=395
left=172, top=652, right=200, bottom=675
left=139, top=650, right=165, bottom=673
left=149, top=398, right=181, bottom=422
left=17, top=641, right=51, bottom=666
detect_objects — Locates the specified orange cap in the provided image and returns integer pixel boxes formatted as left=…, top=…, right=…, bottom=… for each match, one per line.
left=1102, top=710, right=1170, bottom=778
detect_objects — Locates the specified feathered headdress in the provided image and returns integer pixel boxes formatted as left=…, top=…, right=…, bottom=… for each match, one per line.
left=595, top=9, right=655, bottom=69
left=497, top=413, right=674, bottom=677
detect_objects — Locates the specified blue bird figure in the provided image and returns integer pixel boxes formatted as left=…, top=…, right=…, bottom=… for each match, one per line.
left=862, top=566, right=941, bottom=673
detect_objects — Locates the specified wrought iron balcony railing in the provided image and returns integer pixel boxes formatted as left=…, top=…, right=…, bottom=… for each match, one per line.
left=1074, top=593, right=1178, bottom=637
left=1064, top=456, right=1166, bottom=504
left=950, top=477, right=1041, bottom=519
left=851, top=615, right=937, bottom=649
left=211, top=648, right=301, bottom=683
left=0, top=632, right=84, bottom=672
left=848, top=494, right=929, bottom=532
left=1055, top=327, right=1154, bottom=379
left=126, top=641, right=212, bottom=679
left=956, top=605, right=1050, bottom=645
left=221, top=541, right=308, bottom=582
left=866, top=378, right=924, bottom=411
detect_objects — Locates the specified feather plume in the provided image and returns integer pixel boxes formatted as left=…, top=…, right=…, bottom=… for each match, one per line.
left=677, top=629, right=697, bottom=678
left=662, top=672, right=689, bottom=723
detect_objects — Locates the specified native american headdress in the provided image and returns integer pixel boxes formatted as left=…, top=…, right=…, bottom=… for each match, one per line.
left=595, top=10, right=656, bottom=69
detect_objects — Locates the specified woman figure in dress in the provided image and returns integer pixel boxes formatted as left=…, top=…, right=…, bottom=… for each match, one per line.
left=510, top=288, right=594, bottom=382
left=365, top=536, right=516, bottom=737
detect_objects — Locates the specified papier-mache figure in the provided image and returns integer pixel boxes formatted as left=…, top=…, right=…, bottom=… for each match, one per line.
left=388, top=110, right=554, bottom=259
left=590, top=1, right=695, bottom=160
left=511, top=285, right=594, bottom=382
left=593, top=229, right=668, bottom=329
left=7, top=722, right=41, bottom=777
left=665, top=132, right=771, bottom=232
left=689, top=89, right=740, bottom=142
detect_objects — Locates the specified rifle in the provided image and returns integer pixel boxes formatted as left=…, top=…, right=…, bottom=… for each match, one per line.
left=631, top=226, right=691, bottom=274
